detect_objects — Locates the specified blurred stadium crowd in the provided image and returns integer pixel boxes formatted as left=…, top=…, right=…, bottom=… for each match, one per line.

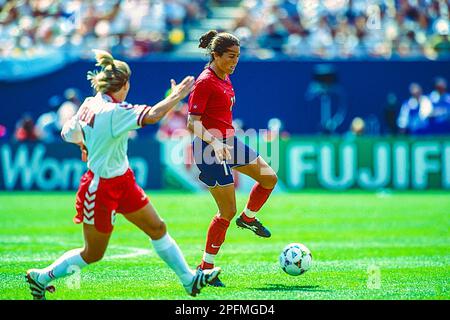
left=0, top=0, right=449, bottom=59
left=234, top=0, right=450, bottom=59
left=0, top=0, right=209, bottom=58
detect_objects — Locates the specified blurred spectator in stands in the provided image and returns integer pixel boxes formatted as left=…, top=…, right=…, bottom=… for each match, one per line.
left=433, top=34, right=450, bottom=57
left=351, top=117, right=365, bottom=136
left=14, top=113, right=40, bottom=142
left=165, top=0, right=187, bottom=30
left=0, top=124, right=7, bottom=140
left=284, top=33, right=312, bottom=57
left=397, top=83, right=433, bottom=134
left=427, top=77, right=450, bottom=134
left=429, top=77, right=450, bottom=105
left=257, top=22, right=286, bottom=53
left=429, top=18, right=450, bottom=58
left=36, top=95, right=62, bottom=143
left=345, top=116, right=366, bottom=140
left=399, top=30, right=424, bottom=57
left=384, top=92, right=400, bottom=135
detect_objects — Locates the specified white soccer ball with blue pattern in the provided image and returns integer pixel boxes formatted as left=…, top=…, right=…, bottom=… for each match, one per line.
left=279, top=243, right=313, bottom=276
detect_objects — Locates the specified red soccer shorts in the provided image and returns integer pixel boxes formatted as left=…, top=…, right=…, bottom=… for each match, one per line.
left=74, top=168, right=149, bottom=233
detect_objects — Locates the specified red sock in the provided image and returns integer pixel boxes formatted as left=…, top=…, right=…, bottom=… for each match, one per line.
left=241, top=213, right=255, bottom=223
left=243, top=183, right=274, bottom=220
left=200, top=216, right=230, bottom=270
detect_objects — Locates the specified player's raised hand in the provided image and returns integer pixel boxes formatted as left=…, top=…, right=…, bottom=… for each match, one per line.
left=170, top=76, right=195, bottom=100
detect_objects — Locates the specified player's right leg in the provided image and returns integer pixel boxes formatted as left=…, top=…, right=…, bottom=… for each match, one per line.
left=197, top=183, right=237, bottom=287
left=123, top=202, right=221, bottom=297
left=26, top=224, right=111, bottom=300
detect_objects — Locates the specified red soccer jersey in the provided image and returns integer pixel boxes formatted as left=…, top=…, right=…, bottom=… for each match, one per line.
left=188, top=67, right=236, bottom=138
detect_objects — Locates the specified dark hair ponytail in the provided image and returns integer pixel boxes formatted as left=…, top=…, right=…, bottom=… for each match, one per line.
left=198, top=30, right=240, bottom=65
left=199, top=30, right=218, bottom=49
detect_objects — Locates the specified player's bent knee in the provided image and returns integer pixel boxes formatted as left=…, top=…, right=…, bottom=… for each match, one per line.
left=261, top=173, right=278, bottom=189
left=269, top=173, right=278, bottom=188
left=219, top=208, right=237, bottom=221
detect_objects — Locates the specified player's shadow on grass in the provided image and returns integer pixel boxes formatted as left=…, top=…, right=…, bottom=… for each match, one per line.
left=253, top=284, right=330, bottom=292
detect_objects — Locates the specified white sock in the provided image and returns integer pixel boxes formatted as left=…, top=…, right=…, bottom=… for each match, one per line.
left=151, top=233, right=195, bottom=286
left=37, top=248, right=88, bottom=285
left=202, top=252, right=216, bottom=265
left=244, top=207, right=257, bottom=219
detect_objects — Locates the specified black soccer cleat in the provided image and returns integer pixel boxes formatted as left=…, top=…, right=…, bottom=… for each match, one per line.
left=196, top=266, right=226, bottom=287
left=185, top=267, right=222, bottom=297
left=236, top=215, right=272, bottom=238
left=208, top=276, right=226, bottom=287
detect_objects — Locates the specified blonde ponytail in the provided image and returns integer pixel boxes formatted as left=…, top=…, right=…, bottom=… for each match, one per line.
left=87, top=49, right=131, bottom=94
left=93, top=49, right=114, bottom=67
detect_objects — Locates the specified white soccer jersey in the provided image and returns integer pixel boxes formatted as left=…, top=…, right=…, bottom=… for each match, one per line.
left=61, top=93, right=151, bottom=178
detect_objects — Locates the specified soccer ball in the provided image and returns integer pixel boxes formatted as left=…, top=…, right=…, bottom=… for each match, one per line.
left=279, top=243, right=313, bottom=276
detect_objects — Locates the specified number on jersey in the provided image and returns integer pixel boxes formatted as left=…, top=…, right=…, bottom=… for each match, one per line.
left=79, top=106, right=96, bottom=128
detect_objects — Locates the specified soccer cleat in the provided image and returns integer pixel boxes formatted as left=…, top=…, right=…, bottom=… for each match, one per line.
left=195, top=265, right=225, bottom=287
left=208, top=276, right=226, bottom=287
left=185, top=267, right=221, bottom=297
left=236, top=215, right=272, bottom=238
left=25, top=269, right=55, bottom=300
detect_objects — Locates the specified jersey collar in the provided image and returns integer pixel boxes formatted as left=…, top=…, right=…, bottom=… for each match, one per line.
left=208, top=67, right=228, bottom=82
left=103, top=93, right=120, bottom=103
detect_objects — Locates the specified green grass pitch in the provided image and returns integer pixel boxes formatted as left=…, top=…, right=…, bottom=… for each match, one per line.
left=0, top=191, right=449, bottom=300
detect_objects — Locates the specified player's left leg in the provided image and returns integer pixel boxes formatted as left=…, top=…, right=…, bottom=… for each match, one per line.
left=123, top=202, right=220, bottom=296
left=233, top=156, right=278, bottom=237
left=26, top=224, right=111, bottom=300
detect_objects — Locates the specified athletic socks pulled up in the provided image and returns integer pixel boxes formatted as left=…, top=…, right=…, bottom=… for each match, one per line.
left=200, top=215, right=230, bottom=270
left=37, top=248, right=88, bottom=285
left=242, top=183, right=274, bottom=221
left=152, top=233, right=195, bottom=286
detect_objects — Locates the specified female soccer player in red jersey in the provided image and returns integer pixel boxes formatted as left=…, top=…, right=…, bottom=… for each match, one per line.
left=187, top=30, right=278, bottom=287
left=25, top=50, right=220, bottom=300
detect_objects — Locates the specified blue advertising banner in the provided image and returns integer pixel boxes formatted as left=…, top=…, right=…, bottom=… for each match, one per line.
left=0, top=140, right=162, bottom=190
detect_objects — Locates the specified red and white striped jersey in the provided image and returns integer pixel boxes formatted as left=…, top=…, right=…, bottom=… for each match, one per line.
left=61, top=93, right=151, bottom=178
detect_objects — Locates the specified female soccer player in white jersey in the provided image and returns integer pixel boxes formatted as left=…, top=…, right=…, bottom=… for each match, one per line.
left=25, top=50, right=220, bottom=300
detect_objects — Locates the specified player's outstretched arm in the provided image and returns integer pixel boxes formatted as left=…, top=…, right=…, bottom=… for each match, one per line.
left=61, top=115, right=83, bottom=145
left=142, top=76, right=195, bottom=125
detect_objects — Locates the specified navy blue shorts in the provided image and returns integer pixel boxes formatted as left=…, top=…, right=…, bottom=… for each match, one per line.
left=192, top=136, right=259, bottom=187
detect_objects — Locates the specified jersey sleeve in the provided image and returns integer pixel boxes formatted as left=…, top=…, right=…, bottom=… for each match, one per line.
left=61, top=114, right=83, bottom=144
left=188, top=79, right=211, bottom=116
left=111, top=103, right=151, bottom=137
